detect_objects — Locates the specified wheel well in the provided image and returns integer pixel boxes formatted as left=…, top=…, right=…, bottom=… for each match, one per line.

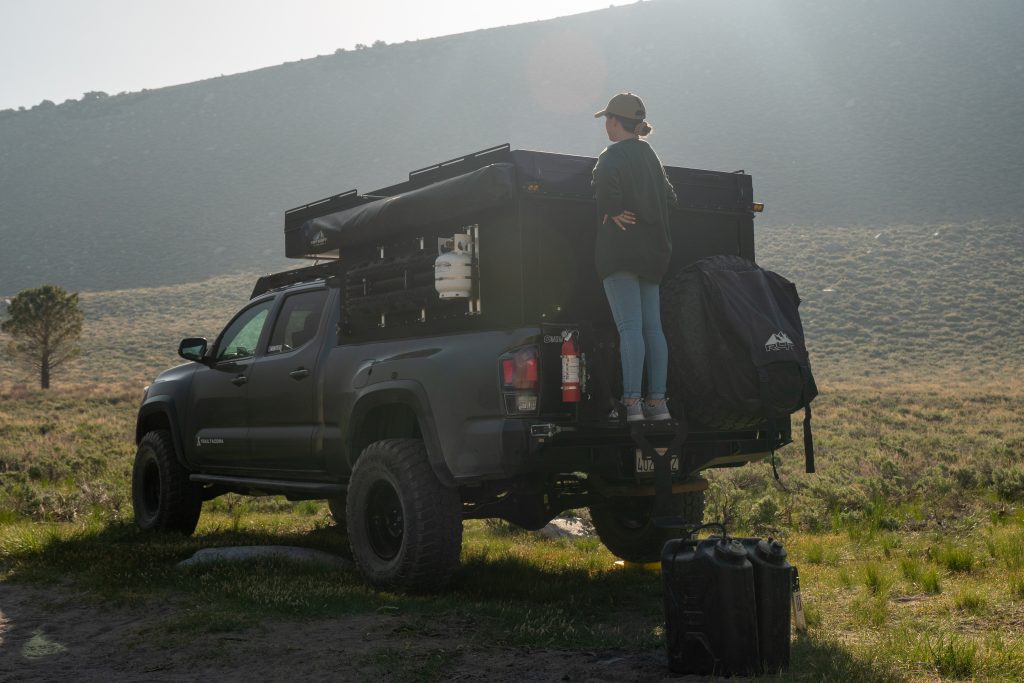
left=353, top=404, right=422, bottom=461
left=136, top=411, right=171, bottom=444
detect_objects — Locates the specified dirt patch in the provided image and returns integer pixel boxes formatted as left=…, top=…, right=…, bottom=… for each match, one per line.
left=0, top=582, right=676, bottom=682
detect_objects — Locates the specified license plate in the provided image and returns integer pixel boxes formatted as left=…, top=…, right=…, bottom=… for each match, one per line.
left=635, top=448, right=679, bottom=473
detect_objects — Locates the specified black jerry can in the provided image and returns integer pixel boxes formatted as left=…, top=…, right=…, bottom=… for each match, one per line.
left=740, top=538, right=793, bottom=673
left=661, top=537, right=761, bottom=676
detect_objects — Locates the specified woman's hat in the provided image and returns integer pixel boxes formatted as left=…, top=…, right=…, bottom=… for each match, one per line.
left=594, top=93, right=646, bottom=119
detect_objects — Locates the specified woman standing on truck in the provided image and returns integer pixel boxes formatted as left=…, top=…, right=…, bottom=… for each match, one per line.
left=592, top=92, right=678, bottom=421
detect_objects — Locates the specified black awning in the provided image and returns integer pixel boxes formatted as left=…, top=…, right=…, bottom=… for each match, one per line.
left=293, top=162, right=515, bottom=256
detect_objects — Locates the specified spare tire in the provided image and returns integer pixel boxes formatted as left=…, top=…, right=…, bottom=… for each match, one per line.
left=660, top=256, right=764, bottom=430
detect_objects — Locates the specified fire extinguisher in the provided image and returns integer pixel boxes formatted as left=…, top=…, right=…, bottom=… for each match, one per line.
left=561, top=331, right=581, bottom=403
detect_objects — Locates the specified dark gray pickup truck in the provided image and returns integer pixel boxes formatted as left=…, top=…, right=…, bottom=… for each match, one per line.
left=133, top=145, right=790, bottom=590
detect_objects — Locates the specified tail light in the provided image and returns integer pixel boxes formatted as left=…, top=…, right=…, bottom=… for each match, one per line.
left=499, top=346, right=540, bottom=414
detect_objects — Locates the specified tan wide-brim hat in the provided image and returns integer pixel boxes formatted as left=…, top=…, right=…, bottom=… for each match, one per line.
left=594, top=92, right=647, bottom=119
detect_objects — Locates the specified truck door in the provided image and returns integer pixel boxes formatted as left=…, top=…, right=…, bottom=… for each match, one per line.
left=244, top=287, right=329, bottom=473
left=188, top=298, right=275, bottom=468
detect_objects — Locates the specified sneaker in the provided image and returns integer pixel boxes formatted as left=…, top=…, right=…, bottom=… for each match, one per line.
left=643, top=398, right=672, bottom=421
left=609, top=399, right=644, bottom=422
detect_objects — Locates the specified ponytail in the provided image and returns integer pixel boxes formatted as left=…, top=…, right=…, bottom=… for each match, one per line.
left=611, top=114, right=653, bottom=137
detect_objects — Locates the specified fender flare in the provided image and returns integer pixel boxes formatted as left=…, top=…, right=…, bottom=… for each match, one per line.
left=346, top=380, right=454, bottom=488
left=135, top=396, right=191, bottom=471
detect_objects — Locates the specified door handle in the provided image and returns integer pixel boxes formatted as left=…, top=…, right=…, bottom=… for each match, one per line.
left=231, top=375, right=248, bottom=386
left=289, top=368, right=310, bottom=380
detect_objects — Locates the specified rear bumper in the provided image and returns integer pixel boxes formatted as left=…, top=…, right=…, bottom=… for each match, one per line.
left=452, top=416, right=789, bottom=484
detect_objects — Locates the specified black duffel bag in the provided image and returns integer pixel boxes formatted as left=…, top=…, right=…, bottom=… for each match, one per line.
left=662, top=255, right=817, bottom=470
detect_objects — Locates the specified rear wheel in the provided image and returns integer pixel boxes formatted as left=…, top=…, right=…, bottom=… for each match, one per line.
left=132, top=430, right=202, bottom=534
left=346, top=439, right=462, bottom=591
left=590, top=490, right=705, bottom=563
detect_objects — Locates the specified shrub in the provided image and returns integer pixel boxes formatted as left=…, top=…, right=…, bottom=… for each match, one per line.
left=951, top=465, right=980, bottom=489
left=750, top=495, right=779, bottom=527
left=993, top=466, right=1024, bottom=502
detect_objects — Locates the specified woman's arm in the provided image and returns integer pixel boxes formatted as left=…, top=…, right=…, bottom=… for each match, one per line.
left=593, top=153, right=637, bottom=229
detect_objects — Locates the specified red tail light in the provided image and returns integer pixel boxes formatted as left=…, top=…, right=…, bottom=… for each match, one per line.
left=499, top=346, right=540, bottom=414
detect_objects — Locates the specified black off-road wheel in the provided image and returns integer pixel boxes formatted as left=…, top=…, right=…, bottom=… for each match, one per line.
left=590, top=490, right=705, bottom=563
left=132, top=430, right=202, bottom=535
left=346, top=439, right=463, bottom=591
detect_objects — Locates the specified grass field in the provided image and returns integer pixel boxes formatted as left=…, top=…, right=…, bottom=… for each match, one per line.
left=1, top=375, right=1022, bottom=680
left=1, top=219, right=1022, bottom=678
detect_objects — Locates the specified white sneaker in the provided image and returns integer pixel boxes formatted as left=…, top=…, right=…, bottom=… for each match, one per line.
left=643, top=398, right=672, bottom=421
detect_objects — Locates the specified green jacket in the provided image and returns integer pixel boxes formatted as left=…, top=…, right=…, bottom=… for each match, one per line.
left=592, top=138, right=678, bottom=281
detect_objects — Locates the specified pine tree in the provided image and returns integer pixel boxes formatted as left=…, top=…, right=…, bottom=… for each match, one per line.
left=2, top=285, right=83, bottom=389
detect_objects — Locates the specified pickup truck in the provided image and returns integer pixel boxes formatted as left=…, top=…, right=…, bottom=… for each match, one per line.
left=133, top=144, right=790, bottom=590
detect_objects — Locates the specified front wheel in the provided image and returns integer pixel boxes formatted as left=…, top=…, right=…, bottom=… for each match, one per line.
left=132, top=430, right=202, bottom=534
left=346, top=439, right=462, bottom=591
left=590, top=490, right=705, bottom=563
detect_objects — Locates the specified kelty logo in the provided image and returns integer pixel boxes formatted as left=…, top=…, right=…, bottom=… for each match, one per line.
left=765, top=331, right=795, bottom=352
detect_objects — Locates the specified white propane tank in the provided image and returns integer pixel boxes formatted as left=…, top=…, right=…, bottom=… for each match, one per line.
left=435, top=233, right=474, bottom=299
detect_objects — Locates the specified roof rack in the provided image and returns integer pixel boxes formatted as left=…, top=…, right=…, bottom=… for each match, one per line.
left=250, top=261, right=342, bottom=299
left=407, top=143, right=511, bottom=185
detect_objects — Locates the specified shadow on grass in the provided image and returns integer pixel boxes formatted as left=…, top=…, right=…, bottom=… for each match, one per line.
left=0, top=520, right=662, bottom=649
left=0, top=522, right=912, bottom=677
left=766, top=633, right=907, bottom=683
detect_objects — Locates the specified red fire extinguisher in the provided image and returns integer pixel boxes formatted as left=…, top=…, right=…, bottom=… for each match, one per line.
left=561, top=331, right=581, bottom=403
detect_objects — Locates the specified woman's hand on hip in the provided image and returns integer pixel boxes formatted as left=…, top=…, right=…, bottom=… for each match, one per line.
left=604, top=211, right=637, bottom=231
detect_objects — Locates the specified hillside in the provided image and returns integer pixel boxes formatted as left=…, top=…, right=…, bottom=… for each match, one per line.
left=1, top=0, right=1022, bottom=294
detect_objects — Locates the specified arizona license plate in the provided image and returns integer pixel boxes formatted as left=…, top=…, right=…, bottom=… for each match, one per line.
left=635, top=448, right=679, bottom=473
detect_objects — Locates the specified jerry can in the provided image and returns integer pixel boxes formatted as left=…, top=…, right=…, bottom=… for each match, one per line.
left=740, top=538, right=793, bottom=673
left=661, top=537, right=761, bottom=676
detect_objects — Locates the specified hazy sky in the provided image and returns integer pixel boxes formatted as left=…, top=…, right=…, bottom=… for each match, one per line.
left=0, top=0, right=614, bottom=111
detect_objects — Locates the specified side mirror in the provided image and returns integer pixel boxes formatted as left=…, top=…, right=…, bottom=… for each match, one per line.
left=178, top=337, right=209, bottom=363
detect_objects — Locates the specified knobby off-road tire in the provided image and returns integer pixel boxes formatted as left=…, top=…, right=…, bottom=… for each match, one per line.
left=346, top=439, right=463, bottom=591
left=132, top=430, right=202, bottom=535
left=590, top=490, right=705, bottom=563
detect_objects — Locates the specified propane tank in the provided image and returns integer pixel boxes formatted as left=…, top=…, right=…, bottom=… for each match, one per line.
left=561, top=331, right=580, bottom=402
left=435, top=234, right=474, bottom=299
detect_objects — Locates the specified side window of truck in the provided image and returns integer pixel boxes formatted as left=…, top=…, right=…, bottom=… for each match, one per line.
left=216, top=300, right=274, bottom=362
left=266, top=289, right=328, bottom=355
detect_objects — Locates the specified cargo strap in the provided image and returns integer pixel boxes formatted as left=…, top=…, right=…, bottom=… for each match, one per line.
left=630, top=414, right=689, bottom=529
left=803, top=403, right=815, bottom=474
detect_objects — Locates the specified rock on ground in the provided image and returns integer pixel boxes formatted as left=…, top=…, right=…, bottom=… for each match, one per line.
left=176, top=545, right=351, bottom=570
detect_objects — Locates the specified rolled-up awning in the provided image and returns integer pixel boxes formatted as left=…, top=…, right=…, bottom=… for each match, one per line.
left=294, top=162, right=516, bottom=255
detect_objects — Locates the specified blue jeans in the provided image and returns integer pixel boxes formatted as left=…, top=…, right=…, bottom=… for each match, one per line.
left=602, top=272, right=669, bottom=400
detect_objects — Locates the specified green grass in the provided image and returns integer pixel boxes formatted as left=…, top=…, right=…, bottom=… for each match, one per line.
left=4, top=512, right=1024, bottom=681
left=3, top=376, right=1024, bottom=679
left=921, top=568, right=942, bottom=595
left=953, top=590, right=987, bottom=615
left=934, top=546, right=975, bottom=574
